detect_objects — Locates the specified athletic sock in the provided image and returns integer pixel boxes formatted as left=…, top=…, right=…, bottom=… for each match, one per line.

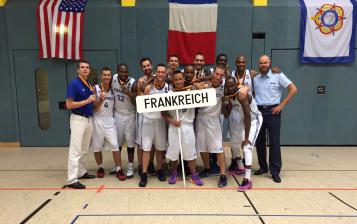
left=116, top=166, right=121, bottom=172
left=245, top=169, right=251, bottom=180
left=99, top=164, right=103, bottom=168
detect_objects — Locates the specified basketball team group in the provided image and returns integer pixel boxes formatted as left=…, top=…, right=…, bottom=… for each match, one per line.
left=64, top=53, right=298, bottom=191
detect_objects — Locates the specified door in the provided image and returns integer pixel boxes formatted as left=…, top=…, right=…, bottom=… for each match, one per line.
left=14, top=50, right=70, bottom=146
left=66, top=50, right=118, bottom=85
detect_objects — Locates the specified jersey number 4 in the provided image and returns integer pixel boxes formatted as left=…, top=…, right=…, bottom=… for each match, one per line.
left=103, top=102, right=109, bottom=108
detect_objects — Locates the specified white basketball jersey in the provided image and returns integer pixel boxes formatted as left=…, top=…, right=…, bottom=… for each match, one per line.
left=168, top=90, right=195, bottom=123
left=112, top=74, right=136, bottom=115
left=197, top=80, right=225, bottom=117
left=143, top=82, right=171, bottom=119
left=228, top=96, right=243, bottom=124
left=231, top=69, right=253, bottom=95
left=93, top=84, right=115, bottom=118
left=229, top=91, right=261, bottom=120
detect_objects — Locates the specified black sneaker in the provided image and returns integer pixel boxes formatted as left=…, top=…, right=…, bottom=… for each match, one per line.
left=218, top=174, right=227, bottom=188
left=139, top=173, right=148, bottom=187
left=199, top=168, right=211, bottom=178
left=148, top=163, right=156, bottom=175
left=157, top=170, right=166, bottom=182
left=228, top=158, right=238, bottom=174
left=78, top=172, right=95, bottom=179
left=66, top=182, right=86, bottom=189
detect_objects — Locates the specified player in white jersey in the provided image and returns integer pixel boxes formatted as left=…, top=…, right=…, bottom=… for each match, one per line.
left=91, top=67, right=126, bottom=181
left=139, top=64, right=170, bottom=187
left=228, top=55, right=280, bottom=173
left=195, top=64, right=228, bottom=188
left=162, top=71, right=204, bottom=186
left=112, top=63, right=137, bottom=178
left=222, top=76, right=263, bottom=191
left=136, top=57, right=157, bottom=176
left=208, top=54, right=231, bottom=176
left=228, top=56, right=255, bottom=174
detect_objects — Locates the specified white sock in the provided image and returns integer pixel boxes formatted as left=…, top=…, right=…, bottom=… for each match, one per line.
left=128, top=163, right=133, bottom=167
left=99, top=164, right=103, bottom=168
left=245, top=169, right=251, bottom=181
left=237, top=159, right=244, bottom=170
left=116, top=166, right=121, bottom=172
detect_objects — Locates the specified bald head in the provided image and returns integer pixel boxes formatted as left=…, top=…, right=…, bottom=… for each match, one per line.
left=259, top=55, right=270, bottom=63
left=258, top=55, right=271, bottom=74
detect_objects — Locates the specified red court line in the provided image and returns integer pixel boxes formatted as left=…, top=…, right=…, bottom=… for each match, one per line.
left=0, top=187, right=357, bottom=191
left=96, top=185, right=105, bottom=193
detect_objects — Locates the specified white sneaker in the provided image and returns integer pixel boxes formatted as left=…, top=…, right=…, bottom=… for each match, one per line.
left=127, top=164, right=134, bottom=178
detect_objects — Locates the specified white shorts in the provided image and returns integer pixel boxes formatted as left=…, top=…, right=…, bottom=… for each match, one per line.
left=141, top=117, right=166, bottom=151
left=195, top=116, right=223, bottom=153
left=230, top=115, right=263, bottom=150
left=115, top=112, right=136, bottom=148
left=166, top=123, right=197, bottom=161
left=91, top=117, right=119, bottom=152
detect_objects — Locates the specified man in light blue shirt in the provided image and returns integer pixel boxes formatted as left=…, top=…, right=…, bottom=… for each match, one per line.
left=253, top=55, right=297, bottom=183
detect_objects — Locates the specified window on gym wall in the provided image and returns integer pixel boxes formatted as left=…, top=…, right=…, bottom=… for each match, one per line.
left=35, top=68, right=50, bottom=130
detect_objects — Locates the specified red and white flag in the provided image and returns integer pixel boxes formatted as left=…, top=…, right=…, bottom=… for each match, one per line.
left=167, top=0, right=217, bottom=64
left=37, top=0, right=88, bottom=60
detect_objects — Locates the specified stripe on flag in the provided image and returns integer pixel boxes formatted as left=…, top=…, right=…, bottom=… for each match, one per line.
left=37, top=0, right=87, bottom=60
left=167, top=0, right=218, bottom=64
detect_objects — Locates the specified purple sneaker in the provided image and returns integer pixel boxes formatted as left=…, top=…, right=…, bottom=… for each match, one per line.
left=238, top=178, right=252, bottom=192
left=168, top=171, right=177, bottom=184
left=190, top=173, right=204, bottom=186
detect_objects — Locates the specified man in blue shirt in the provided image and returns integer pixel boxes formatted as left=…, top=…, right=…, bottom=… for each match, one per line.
left=253, top=55, right=297, bottom=183
left=65, top=59, right=97, bottom=189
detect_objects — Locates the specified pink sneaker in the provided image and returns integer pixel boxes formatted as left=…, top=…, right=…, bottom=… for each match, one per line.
left=238, top=178, right=252, bottom=192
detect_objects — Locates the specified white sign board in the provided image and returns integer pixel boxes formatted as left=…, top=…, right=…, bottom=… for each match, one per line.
left=136, top=88, right=217, bottom=113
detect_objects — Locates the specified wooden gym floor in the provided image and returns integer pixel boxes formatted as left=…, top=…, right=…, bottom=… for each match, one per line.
left=0, top=146, right=356, bottom=224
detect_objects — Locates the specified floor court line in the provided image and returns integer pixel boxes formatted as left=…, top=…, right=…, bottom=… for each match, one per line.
left=1, top=169, right=357, bottom=172
left=329, top=192, right=357, bottom=211
left=70, top=213, right=357, bottom=224
left=19, top=199, right=52, bottom=224
left=1, top=187, right=357, bottom=191
left=233, top=175, right=265, bottom=224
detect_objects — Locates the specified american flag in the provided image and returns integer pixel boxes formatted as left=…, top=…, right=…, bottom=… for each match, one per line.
left=37, top=0, right=88, bottom=60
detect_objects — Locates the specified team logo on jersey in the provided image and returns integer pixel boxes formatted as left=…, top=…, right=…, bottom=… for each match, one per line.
left=82, top=88, right=85, bottom=91
left=311, top=4, right=346, bottom=35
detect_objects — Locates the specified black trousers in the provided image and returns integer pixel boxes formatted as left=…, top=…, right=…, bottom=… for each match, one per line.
left=256, top=105, right=282, bottom=176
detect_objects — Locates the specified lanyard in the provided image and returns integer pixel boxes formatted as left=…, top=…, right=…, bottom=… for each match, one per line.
left=79, top=76, right=94, bottom=92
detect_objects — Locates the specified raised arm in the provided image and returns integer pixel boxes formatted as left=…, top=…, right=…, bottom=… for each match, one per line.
left=221, top=98, right=232, bottom=118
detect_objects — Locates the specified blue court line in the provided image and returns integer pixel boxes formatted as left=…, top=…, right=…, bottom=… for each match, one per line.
left=71, top=213, right=357, bottom=223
